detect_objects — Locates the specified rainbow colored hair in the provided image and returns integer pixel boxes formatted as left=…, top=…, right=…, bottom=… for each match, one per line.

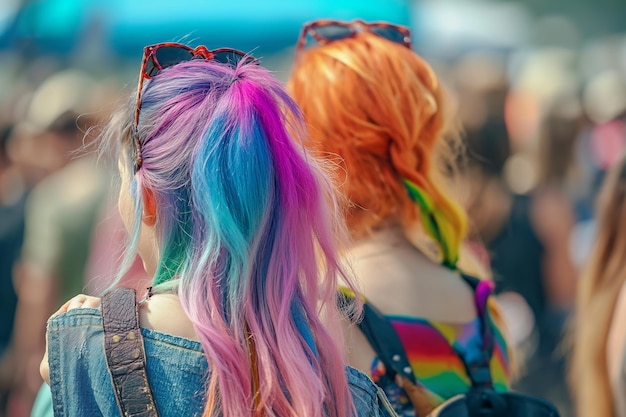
left=113, top=59, right=357, bottom=417
left=288, top=31, right=467, bottom=268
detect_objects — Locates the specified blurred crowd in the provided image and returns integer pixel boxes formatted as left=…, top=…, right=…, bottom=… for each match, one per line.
left=0, top=4, right=626, bottom=417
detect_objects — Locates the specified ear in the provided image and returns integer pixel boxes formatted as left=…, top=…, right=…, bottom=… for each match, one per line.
left=141, top=186, right=158, bottom=227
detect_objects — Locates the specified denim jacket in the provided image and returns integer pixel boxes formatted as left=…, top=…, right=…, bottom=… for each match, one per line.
left=42, top=308, right=396, bottom=417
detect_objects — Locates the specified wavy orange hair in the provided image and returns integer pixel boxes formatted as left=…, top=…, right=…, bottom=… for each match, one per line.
left=287, top=32, right=467, bottom=266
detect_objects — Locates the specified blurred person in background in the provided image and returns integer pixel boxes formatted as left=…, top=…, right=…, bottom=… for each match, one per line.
left=0, top=81, right=65, bottom=416
left=0, top=122, right=28, bottom=416
left=3, top=70, right=112, bottom=417
left=571, top=149, right=626, bottom=417
left=460, top=84, right=577, bottom=416
left=0, top=124, right=22, bottom=353
left=0, top=113, right=72, bottom=417
left=288, top=20, right=512, bottom=417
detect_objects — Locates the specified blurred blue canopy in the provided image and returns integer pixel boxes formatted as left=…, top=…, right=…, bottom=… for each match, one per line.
left=1, top=0, right=411, bottom=58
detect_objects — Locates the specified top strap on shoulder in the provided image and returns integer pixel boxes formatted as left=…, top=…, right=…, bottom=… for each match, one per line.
left=101, top=288, right=160, bottom=417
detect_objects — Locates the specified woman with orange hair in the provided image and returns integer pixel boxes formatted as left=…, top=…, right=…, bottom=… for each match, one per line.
left=288, top=20, right=512, bottom=416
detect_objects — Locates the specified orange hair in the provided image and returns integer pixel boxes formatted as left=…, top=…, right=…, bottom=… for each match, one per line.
left=287, top=32, right=467, bottom=267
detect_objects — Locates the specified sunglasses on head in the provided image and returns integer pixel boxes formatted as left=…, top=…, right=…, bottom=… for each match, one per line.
left=296, top=19, right=412, bottom=52
left=133, top=42, right=257, bottom=171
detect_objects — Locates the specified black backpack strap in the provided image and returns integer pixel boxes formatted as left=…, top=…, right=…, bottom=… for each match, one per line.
left=339, top=291, right=416, bottom=384
left=102, top=288, right=160, bottom=417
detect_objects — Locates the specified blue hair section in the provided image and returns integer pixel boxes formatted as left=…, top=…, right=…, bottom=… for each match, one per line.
left=291, top=300, right=319, bottom=358
left=189, top=107, right=272, bottom=311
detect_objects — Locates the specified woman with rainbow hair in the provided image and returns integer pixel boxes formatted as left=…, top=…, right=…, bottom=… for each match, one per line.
left=35, top=43, right=395, bottom=417
left=288, top=20, right=512, bottom=416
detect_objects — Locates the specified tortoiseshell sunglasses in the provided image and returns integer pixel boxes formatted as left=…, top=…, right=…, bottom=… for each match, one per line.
left=296, top=19, right=412, bottom=52
left=133, top=42, right=256, bottom=171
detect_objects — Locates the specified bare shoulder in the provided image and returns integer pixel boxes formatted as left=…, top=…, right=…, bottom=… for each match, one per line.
left=340, top=310, right=380, bottom=378
left=139, top=294, right=199, bottom=341
left=357, top=250, right=477, bottom=322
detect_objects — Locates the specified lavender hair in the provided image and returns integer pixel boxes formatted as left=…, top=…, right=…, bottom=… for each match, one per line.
left=107, top=59, right=358, bottom=417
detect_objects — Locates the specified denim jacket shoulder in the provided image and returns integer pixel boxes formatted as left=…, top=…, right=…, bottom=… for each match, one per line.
left=46, top=308, right=396, bottom=417
left=46, top=308, right=208, bottom=417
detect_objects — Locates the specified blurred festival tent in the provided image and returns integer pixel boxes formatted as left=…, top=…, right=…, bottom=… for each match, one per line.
left=0, top=0, right=411, bottom=59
